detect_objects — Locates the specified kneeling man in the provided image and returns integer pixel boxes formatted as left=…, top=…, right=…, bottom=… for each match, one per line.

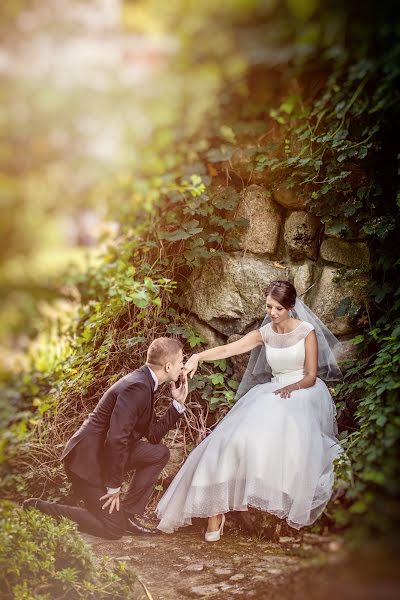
left=23, top=337, right=188, bottom=539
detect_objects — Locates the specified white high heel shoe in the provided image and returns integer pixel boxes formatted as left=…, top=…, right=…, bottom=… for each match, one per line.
left=204, top=514, right=225, bottom=542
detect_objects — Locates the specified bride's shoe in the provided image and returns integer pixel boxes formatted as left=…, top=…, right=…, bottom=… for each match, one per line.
left=205, top=514, right=225, bottom=542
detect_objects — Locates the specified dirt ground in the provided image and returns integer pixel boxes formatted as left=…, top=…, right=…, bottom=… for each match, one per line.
left=83, top=521, right=400, bottom=600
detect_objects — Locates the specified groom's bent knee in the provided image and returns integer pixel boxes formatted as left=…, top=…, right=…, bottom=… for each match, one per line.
left=155, top=443, right=170, bottom=466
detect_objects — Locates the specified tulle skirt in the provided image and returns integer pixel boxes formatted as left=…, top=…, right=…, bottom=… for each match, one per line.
left=156, top=377, right=343, bottom=533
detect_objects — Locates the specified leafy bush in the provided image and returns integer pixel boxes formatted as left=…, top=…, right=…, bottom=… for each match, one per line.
left=331, top=307, right=400, bottom=540
left=0, top=501, right=137, bottom=600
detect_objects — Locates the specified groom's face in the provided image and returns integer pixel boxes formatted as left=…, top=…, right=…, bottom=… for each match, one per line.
left=165, top=349, right=184, bottom=382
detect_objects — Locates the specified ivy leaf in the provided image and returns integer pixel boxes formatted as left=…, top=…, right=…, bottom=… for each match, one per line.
left=325, top=221, right=347, bottom=235
left=187, top=332, right=208, bottom=348
left=166, top=324, right=190, bottom=336
left=184, top=246, right=211, bottom=263
left=212, top=359, right=227, bottom=372
left=358, top=146, right=369, bottom=159
left=126, top=336, right=146, bottom=347
left=212, top=187, right=240, bottom=210
left=158, top=228, right=193, bottom=241
left=158, top=219, right=203, bottom=241
left=208, top=373, right=225, bottom=385
left=376, top=415, right=387, bottom=427
left=228, top=379, right=239, bottom=390
left=344, top=200, right=362, bottom=217
left=188, top=377, right=206, bottom=392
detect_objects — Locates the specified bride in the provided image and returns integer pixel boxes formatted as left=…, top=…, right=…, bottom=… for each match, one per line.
left=156, top=280, right=344, bottom=541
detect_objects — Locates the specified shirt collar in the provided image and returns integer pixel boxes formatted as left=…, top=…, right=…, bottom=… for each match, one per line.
left=146, top=365, right=158, bottom=392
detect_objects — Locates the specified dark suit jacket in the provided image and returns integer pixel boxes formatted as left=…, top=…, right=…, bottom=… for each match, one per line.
left=60, top=365, right=182, bottom=487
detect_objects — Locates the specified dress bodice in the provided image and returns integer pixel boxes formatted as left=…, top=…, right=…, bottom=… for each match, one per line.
left=259, top=321, right=315, bottom=383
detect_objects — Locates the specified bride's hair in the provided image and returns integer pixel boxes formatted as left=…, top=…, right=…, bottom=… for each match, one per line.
left=265, top=280, right=296, bottom=310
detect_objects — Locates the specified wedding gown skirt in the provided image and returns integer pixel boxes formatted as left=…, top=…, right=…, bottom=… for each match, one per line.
left=157, top=326, right=343, bottom=532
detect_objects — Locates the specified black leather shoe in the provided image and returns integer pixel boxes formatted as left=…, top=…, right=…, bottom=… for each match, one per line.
left=125, top=516, right=161, bottom=536
left=22, top=498, right=41, bottom=511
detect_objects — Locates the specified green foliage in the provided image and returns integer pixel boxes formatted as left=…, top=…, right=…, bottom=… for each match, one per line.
left=331, top=307, right=400, bottom=537
left=0, top=501, right=137, bottom=599
left=157, top=179, right=247, bottom=268
left=1, top=0, right=400, bottom=545
left=256, top=53, right=400, bottom=238
left=189, top=359, right=239, bottom=412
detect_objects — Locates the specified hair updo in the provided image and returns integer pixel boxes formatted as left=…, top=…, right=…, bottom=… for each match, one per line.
left=264, top=280, right=297, bottom=310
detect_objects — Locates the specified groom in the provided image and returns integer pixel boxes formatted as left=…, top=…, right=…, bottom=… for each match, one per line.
left=23, top=337, right=188, bottom=539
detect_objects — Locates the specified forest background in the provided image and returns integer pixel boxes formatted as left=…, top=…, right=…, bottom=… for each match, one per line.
left=0, top=0, right=399, bottom=597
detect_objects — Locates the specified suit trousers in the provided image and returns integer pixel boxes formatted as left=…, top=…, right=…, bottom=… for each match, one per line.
left=35, top=440, right=170, bottom=539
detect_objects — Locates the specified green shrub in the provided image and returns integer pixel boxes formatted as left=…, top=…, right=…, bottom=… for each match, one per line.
left=0, top=501, right=137, bottom=599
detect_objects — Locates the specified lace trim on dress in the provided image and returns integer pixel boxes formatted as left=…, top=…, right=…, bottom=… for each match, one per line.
left=259, top=321, right=314, bottom=348
left=157, top=475, right=338, bottom=533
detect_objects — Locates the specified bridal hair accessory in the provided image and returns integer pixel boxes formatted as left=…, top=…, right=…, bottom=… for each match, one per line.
left=235, top=297, right=343, bottom=400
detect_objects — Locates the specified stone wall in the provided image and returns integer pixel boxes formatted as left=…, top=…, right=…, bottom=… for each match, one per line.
left=183, top=182, right=368, bottom=368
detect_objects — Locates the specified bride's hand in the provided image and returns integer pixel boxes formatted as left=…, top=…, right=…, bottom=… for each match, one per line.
left=273, top=384, right=298, bottom=398
left=183, top=354, right=199, bottom=379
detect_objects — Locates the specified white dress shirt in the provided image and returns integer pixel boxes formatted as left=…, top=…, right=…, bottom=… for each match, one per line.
left=106, top=366, right=185, bottom=495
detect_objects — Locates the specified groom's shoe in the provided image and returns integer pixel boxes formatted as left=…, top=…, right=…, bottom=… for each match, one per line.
left=125, top=516, right=161, bottom=536
left=22, top=498, right=41, bottom=511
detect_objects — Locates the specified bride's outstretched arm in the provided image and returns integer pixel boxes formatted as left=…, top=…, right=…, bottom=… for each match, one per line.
left=184, top=329, right=263, bottom=378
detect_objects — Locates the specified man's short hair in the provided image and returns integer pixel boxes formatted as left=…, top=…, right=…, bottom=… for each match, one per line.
left=146, top=337, right=183, bottom=367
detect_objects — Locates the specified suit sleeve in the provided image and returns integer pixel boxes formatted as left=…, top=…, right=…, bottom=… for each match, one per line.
left=147, top=403, right=183, bottom=444
left=104, top=383, right=148, bottom=488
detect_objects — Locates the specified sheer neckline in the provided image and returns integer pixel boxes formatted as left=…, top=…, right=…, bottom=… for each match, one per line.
left=269, top=321, right=304, bottom=335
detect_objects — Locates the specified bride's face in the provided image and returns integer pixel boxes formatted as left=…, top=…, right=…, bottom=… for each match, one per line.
left=266, top=295, right=291, bottom=323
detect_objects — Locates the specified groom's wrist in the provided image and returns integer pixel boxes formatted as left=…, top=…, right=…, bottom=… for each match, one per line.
left=172, top=399, right=186, bottom=414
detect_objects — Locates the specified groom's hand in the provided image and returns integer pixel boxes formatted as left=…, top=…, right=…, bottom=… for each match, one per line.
left=170, top=371, right=188, bottom=405
left=99, top=490, right=121, bottom=514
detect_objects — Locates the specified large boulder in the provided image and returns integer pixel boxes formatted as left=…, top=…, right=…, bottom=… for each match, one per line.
left=272, top=182, right=306, bottom=210
left=284, top=211, right=321, bottom=261
left=320, top=239, right=370, bottom=268
left=184, top=253, right=289, bottom=335
left=236, top=185, right=282, bottom=255
left=306, top=266, right=366, bottom=335
left=292, top=262, right=315, bottom=297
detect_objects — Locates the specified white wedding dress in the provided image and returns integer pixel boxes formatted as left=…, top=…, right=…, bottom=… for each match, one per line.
left=156, top=321, right=343, bottom=532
